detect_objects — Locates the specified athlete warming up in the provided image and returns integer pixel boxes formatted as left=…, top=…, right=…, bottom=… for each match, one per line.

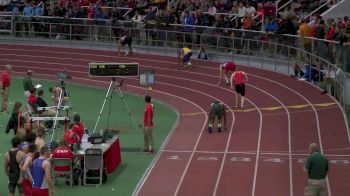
left=217, top=61, right=236, bottom=85
left=208, top=101, right=227, bottom=133
left=230, top=67, right=248, bottom=109
left=178, top=47, right=193, bottom=69
left=118, top=34, right=136, bottom=56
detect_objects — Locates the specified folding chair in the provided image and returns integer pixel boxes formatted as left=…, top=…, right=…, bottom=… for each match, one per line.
left=51, top=158, right=73, bottom=188
left=83, top=148, right=103, bottom=186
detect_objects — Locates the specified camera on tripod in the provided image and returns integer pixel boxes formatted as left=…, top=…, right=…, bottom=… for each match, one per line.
left=57, top=70, right=72, bottom=81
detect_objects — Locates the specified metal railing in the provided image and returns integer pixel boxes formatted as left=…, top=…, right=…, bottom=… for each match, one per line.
left=0, top=15, right=348, bottom=109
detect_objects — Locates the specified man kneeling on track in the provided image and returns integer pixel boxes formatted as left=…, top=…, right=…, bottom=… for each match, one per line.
left=208, top=101, right=227, bottom=133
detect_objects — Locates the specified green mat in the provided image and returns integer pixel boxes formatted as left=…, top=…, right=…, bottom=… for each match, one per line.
left=0, top=78, right=178, bottom=196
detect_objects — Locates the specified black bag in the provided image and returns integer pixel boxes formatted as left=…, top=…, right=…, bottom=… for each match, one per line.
left=85, top=169, right=108, bottom=184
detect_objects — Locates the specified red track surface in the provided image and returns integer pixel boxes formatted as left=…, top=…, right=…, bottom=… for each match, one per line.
left=1, top=44, right=349, bottom=196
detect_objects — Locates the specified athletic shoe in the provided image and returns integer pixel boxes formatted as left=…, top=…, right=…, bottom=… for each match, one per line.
left=218, top=127, right=222, bottom=132
left=208, top=127, right=212, bottom=133
left=149, top=149, right=154, bottom=153
left=142, top=148, right=149, bottom=153
left=235, top=105, right=240, bottom=108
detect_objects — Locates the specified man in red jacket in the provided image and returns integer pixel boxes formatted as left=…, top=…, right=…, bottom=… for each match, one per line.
left=51, top=139, right=74, bottom=172
left=143, top=95, right=154, bottom=153
left=1, top=64, right=12, bottom=113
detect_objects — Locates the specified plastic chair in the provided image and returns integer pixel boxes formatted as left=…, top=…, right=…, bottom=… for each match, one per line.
left=83, top=148, right=103, bottom=186
left=51, top=158, right=73, bottom=188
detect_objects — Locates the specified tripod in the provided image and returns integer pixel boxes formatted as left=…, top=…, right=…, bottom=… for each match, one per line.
left=93, top=77, right=137, bottom=134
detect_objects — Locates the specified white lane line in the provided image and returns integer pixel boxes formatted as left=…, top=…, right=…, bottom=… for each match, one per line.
left=163, top=150, right=350, bottom=157
left=251, top=75, right=333, bottom=196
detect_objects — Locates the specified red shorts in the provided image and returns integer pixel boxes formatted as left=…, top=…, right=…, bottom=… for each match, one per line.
left=32, top=188, right=49, bottom=196
left=22, top=179, right=32, bottom=196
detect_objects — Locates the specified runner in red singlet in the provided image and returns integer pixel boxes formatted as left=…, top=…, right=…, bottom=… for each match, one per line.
left=230, top=67, right=248, bottom=109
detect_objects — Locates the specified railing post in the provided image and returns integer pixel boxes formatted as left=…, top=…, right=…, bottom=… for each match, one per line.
left=109, top=24, right=112, bottom=52
left=165, top=30, right=168, bottom=55
left=216, top=35, right=219, bottom=61
left=69, top=23, right=72, bottom=47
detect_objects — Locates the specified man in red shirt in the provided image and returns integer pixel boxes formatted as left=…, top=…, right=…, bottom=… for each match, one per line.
left=51, top=139, right=74, bottom=172
left=71, top=114, right=84, bottom=143
left=143, top=95, right=154, bottom=153
left=63, top=126, right=79, bottom=146
left=28, top=88, right=37, bottom=105
left=217, top=62, right=236, bottom=86
left=1, top=64, right=12, bottom=113
left=230, top=67, right=248, bottom=109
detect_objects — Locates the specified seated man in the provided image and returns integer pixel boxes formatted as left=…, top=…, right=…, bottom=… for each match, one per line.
left=208, top=101, right=227, bottom=133
left=51, top=139, right=74, bottom=173
left=28, top=88, right=37, bottom=105
left=36, top=89, right=56, bottom=117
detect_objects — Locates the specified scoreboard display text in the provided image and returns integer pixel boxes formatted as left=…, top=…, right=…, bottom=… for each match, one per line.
left=89, top=63, right=139, bottom=77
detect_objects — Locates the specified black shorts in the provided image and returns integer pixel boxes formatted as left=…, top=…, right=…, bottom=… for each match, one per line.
left=235, top=84, right=245, bottom=96
left=8, top=182, right=23, bottom=194
left=122, top=36, right=132, bottom=46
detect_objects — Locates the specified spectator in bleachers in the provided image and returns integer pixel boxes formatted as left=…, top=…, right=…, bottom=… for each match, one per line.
left=229, top=1, right=238, bottom=15
left=315, top=20, right=327, bottom=57
left=23, top=2, right=34, bottom=36
left=132, top=10, right=142, bottom=43
left=256, top=3, right=264, bottom=20
left=182, top=10, right=194, bottom=43
left=155, top=8, right=165, bottom=45
left=325, top=22, right=336, bottom=40
left=198, top=0, right=208, bottom=12
left=238, top=2, right=246, bottom=19
left=299, top=19, right=312, bottom=53
left=208, top=2, right=217, bottom=15
left=33, top=2, right=44, bottom=34
left=265, top=17, right=279, bottom=55
left=246, top=2, right=256, bottom=17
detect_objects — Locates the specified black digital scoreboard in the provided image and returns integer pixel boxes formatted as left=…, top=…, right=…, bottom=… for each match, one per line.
left=89, top=63, right=139, bottom=77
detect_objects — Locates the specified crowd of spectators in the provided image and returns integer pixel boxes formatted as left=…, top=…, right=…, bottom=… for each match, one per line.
left=0, top=0, right=349, bottom=70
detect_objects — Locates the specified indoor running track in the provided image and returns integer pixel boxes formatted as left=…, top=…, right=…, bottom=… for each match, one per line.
left=0, top=44, right=349, bottom=196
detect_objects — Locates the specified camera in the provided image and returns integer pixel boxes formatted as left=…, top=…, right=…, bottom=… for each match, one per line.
left=57, top=70, right=72, bottom=81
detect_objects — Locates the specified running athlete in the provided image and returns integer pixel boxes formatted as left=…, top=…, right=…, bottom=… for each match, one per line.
left=230, top=67, right=248, bottom=108
left=208, top=101, right=227, bottom=133
left=178, top=47, right=193, bottom=69
left=217, top=61, right=236, bottom=85
left=118, top=34, right=136, bottom=56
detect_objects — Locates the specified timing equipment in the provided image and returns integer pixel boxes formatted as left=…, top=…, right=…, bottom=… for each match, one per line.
left=89, top=63, right=139, bottom=77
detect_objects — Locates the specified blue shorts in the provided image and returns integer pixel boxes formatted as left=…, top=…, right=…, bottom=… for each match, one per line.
left=183, top=52, right=192, bottom=62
